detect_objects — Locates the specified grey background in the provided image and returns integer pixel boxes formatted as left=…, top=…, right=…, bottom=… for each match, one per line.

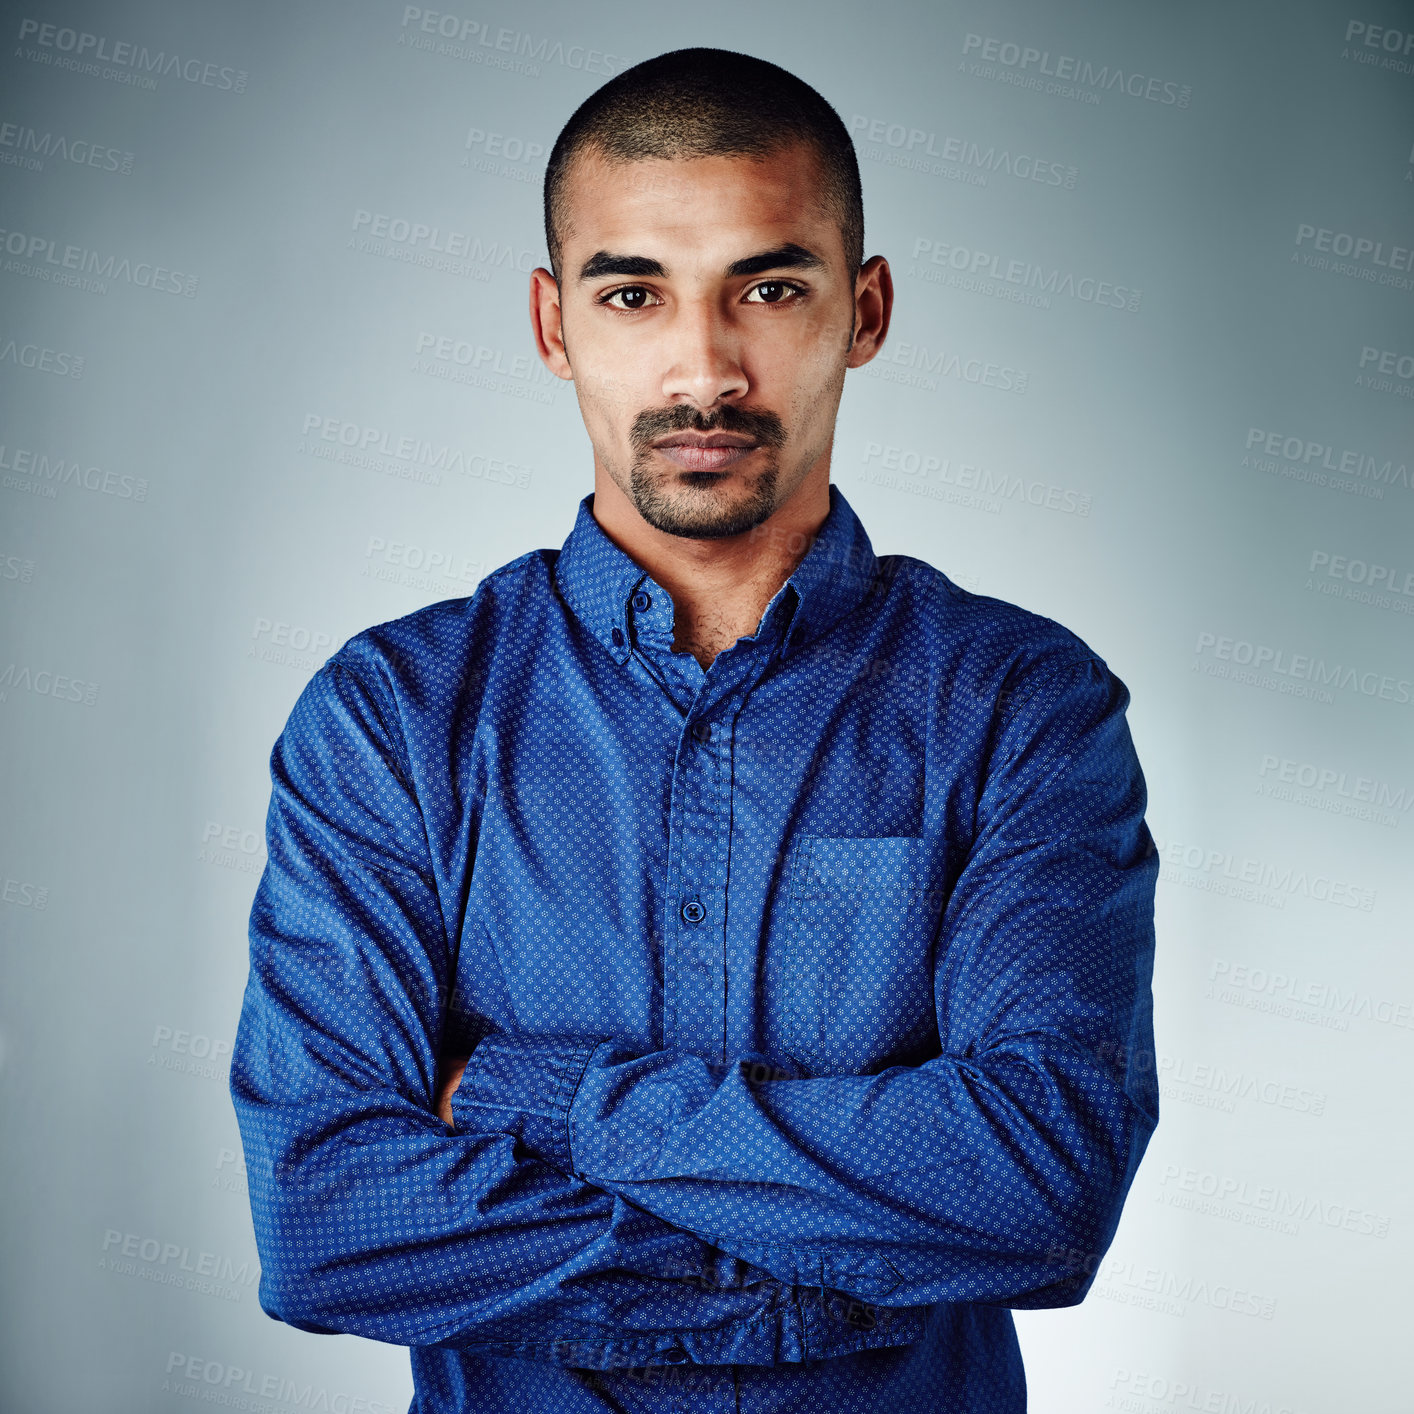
left=2, top=2, right=1411, bottom=1410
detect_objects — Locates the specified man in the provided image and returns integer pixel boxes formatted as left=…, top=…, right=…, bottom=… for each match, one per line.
left=230, top=47, right=1159, bottom=1414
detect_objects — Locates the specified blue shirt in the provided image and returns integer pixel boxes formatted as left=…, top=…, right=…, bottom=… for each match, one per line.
left=230, top=485, right=1159, bottom=1414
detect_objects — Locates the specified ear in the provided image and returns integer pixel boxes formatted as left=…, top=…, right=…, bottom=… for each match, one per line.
left=845, top=255, right=893, bottom=369
left=529, top=267, right=574, bottom=380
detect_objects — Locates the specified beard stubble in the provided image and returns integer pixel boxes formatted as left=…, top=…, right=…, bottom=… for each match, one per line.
left=625, top=404, right=788, bottom=539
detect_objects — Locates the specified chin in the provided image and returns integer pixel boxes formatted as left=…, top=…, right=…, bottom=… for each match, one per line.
left=628, top=457, right=780, bottom=540
left=642, top=487, right=779, bottom=540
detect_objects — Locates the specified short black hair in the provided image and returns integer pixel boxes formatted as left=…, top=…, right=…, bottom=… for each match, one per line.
left=544, top=47, right=864, bottom=281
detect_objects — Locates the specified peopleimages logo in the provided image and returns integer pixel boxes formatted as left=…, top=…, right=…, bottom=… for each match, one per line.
left=1257, top=753, right=1410, bottom=829
left=198, top=821, right=265, bottom=878
left=848, top=114, right=1077, bottom=189
left=0, top=551, right=36, bottom=583
left=861, top=340, right=1029, bottom=395
left=348, top=209, right=535, bottom=282
left=1157, top=1165, right=1389, bottom=1239
left=1109, top=1367, right=1313, bottom=1414
left=1341, top=19, right=1414, bottom=74
left=860, top=442, right=1092, bottom=516
left=1307, top=548, right=1414, bottom=615
left=2, top=876, right=48, bottom=909
left=1359, top=346, right=1414, bottom=381
left=300, top=413, right=532, bottom=489
left=461, top=126, right=546, bottom=183
left=1087, top=1257, right=1275, bottom=1321
left=1241, top=426, right=1409, bottom=500
left=1157, top=1054, right=1326, bottom=1117
left=1153, top=833, right=1376, bottom=912
left=362, top=535, right=487, bottom=595
left=0, top=226, right=198, bottom=296
left=1193, top=630, right=1413, bottom=709
left=910, top=236, right=1141, bottom=312
left=0, top=663, right=100, bottom=707
left=161, top=1353, right=399, bottom=1414
left=1293, top=223, right=1414, bottom=291
left=413, top=331, right=561, bottom=404
left=0, top=441, right=148, bottom=501
left=398, top=8, right=624, bottom=77
left=0, top=337, right=84, bottom=379
left=960, top=33, right=1192, bottom=107
left=1356, top=344, right=1414, bottom=400
left=14, top=17, right=247, bottom=92
left=1209, top=958, right=1414, bottom=1034
left=249, top=616, right=335, bottom=674
left=0, top=119, right=134, bottom=175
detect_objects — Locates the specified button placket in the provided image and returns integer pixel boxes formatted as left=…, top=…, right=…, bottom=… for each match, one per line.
left=663, top=692, right=737, bottom=1058
left=661, top=633, right=782, bottom=1061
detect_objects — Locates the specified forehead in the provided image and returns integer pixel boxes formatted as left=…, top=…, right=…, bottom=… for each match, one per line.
left=559, top=142, right=842, bottom=271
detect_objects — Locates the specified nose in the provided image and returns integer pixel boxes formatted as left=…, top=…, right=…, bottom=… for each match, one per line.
left=659, top=298, right=748, bottom=412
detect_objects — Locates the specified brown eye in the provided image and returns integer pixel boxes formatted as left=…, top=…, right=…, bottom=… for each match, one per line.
left=744, top=281, right=802, bottom=305
left=604, top=286, right=658, bottom=310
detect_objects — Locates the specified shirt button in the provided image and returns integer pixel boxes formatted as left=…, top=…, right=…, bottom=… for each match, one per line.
left=659, top=1348, right=689, bottom=1363
left=691, top=720, right=711, bottom=743
left=632, top=591, right=652, bottom=612
left=681, top=898, right=705, bottom=924
left=611, top=627, right=624, bottom=647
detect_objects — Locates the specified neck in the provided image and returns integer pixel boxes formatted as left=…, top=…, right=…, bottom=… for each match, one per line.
left=590, top=463, right=831, bottom=669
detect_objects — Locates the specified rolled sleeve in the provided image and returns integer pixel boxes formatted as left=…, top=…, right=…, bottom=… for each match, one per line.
left=451, top=1033, right=603, bottom=1172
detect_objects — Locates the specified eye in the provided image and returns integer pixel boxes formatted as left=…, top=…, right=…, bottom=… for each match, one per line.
left=743, top=280, right=805, bottom=305
left=599, top=285, right=661, bottom=311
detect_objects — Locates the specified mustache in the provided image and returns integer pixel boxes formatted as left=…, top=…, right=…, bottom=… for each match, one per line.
left=629, top=404, right=787, bottom=451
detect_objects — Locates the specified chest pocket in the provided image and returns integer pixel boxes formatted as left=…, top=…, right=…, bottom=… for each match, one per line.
left=773, top=835, right=942, bottom=1077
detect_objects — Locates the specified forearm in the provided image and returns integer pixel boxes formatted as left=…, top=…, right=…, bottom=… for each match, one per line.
left=455, top=1028, right=1154, bottom=1310
left=233, top=999, right=792, bottom=1354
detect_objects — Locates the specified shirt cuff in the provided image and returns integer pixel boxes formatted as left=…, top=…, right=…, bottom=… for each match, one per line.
left=449, top=1032, right=603, bottom=1172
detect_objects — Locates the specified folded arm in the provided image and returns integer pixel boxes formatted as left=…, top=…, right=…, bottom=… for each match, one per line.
left=230, top=659, right=789, bottom=1359
left=453, top=656, right=1161, bottom=1311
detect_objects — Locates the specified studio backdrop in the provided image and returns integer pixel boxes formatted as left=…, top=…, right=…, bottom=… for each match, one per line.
left=2, top=2, right=1410, bottom=1410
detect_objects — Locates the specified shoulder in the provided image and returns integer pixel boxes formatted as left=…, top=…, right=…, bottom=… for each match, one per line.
left=326, top=548, right=557, bottom=695
left=882, top=553, right=1111, bottom=696
left=879, top=559, right=1140, bottom=786
left=276, top=548, right=557, bottom=770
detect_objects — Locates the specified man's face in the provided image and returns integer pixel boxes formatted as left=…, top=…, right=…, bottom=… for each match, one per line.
left=537, top=142, right=878, bottom=539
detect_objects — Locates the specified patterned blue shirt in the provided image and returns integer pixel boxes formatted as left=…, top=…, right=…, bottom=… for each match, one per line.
left=230, top=485, right=1159, bottom=1414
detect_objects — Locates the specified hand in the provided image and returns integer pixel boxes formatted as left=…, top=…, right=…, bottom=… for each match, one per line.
left=434, top=1052, right=471, bottom=1127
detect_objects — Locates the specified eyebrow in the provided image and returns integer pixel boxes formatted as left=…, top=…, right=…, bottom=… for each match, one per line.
left=725, top=243, right=824, bottom=277
left=578, top=251, right=666, bottom=281
left=577, top=242, right=825, bottom=283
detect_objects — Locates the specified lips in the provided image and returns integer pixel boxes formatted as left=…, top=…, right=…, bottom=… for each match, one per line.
left=651, top=433, right=758, bottom=472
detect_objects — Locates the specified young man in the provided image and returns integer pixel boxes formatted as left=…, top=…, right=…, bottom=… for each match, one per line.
left=231, top=48, right=1159, bottom=1414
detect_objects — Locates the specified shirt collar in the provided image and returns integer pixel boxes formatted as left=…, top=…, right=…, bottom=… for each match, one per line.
left=553, top=484, right=881, bottom=666
left=776, top=484, right=881, bottom=656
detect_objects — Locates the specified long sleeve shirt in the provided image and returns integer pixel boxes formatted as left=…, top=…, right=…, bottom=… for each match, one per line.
left=229, top=484, right=1160, bottom=1414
